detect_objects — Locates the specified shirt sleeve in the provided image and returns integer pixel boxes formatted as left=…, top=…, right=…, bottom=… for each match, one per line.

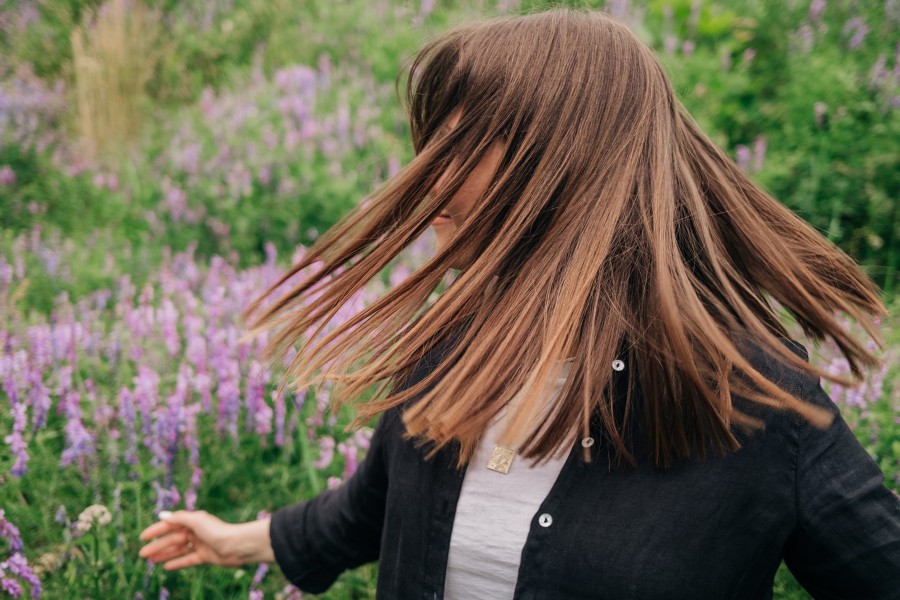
left=783, top=366, right=900, bottom=598
left=268, top=405, right=397, bottom=594
left=266, top=327, right=464, bottom=593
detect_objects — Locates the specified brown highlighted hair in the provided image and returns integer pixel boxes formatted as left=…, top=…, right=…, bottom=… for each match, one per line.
left=241, top=8, right=887, bottom=471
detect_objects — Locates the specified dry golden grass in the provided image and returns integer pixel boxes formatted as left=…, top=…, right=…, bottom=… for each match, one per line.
left=71, top=0, right=164, bottom=161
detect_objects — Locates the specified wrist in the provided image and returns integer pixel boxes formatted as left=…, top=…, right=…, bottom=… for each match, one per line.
left=229, top=517, right=276, bottom=565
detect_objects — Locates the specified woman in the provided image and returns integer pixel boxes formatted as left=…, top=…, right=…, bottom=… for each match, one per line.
left=138, top=8, right=900, bottom=598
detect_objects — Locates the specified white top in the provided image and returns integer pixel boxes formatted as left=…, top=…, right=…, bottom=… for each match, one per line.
left=443, top=365, right=572, bottom=599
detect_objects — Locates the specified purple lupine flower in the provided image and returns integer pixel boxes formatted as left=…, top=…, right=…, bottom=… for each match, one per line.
left=245, top=362, right=273, bottom=438
left=152, top=481, right=181, bottom=516
left=274, top=388, right=287, bottom=447
left=337, top=441, right=358, bottom=478
left=184, top=466, right=203, bottom=511
left=387, top=154, right=401, bottom=178
left=182, top=402, right=202, bottom=467
left=735, top=144, right=752, bottom=171
left=281, top=584, right=304, bottom=600
left=306, top=386, right=331, bottom=428
left=150, top=366, right=189, bottom=483
left=288, top=388, right=306, bottom=439
left=793, top=23, right=814, bottom=54
left=157, top=298, right=180, bottom=357
left=133, top=366, right=160, bottom=445
left=217, top=365, right=241, bottom=438
left=887, top=0, right=900, bottom=22
left=1, top=553, right=42, bottom=598
left=123, top=284, right=156, bottom=362
left=353, top=427, right=374, bottom=452
left=313, top=436, right=335, bottom=469
left=59, top=391, right=95, bottom=470
left=0, top=259, right=12, bottom=293
left=0, top=165, right=15, bottom=186
left=844, top=378, right=867, bottom=408
left=0, top=577, right=23, bottom=597
left=870, top=54, right=890, bottom=89
left=87, top=379, right=115, bottom=442
left=183, top=314, right=207, bottom=370
left=177, top=142, right=202, bottom=176
left=843, top=16, right=870, bottom=49
left=823, top=353, right=851, bottom=398
left=258, top=164, right=271, bottom=187
left=867, top=357, right=888, bottom=405
left=0, top=510, right=24, bottom=553
left=752, top=135, right=766, bottom=172
left=244, top=360, right=266, bottom=432
left=264, top=242, right=278, bottom=266
left=118, top=387, right=139, bottom=466
left=193, top=370, right=213, bottom=414
left=809, top=0, right=825, bottom=22
left=389, top=264, right=411, bottom=288
left=251, top=525, right=269, bottom=585
left=5, top=400, right=30, bottom=476
left=49, top=319, right=73, bottom=366
left=254, top=389, right=275, bottom=439
left=275, top=63, right=321, bottom=92
left=26, top=370, right=51, bottom=432
left=326, top=476, right=343, bottom=490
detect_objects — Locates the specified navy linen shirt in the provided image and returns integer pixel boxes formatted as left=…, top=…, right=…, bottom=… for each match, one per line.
left=269, top=335, right=900, bottom=599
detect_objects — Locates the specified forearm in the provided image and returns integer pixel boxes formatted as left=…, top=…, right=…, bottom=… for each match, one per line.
left=229, top=517, right=276, bottom=564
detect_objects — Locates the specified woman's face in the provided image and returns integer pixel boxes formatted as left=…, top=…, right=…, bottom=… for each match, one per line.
left=429, top=110, right=506, bottom=270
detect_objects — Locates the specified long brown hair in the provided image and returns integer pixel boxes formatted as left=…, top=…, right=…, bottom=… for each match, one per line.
left=241, top=8, right=887, bottom=471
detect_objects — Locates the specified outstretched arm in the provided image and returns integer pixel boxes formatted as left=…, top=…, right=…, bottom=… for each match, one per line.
left=783, top=375, right=900, bottom=598
left=268, top=406, right=397, bottom=594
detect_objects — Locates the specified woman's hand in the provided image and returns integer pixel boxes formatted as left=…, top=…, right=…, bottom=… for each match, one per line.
left=138, top=510, right=275, bottom=571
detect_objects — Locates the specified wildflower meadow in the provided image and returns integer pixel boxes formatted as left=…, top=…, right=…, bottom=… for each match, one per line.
left=1, top=0, right=899, bottom=598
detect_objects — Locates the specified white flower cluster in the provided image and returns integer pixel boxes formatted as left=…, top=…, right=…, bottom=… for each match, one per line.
left=73, top=504, right=112, bottom=535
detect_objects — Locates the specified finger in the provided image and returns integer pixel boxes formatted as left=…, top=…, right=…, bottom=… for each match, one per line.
left=140, top=532, right=189, bottom=560
left=139, top=530, right=190, bottom=559
left=139, top=527, right=188, bottom=552
left=143, top=510, right=199, bottom=535
left=139, top=521, right=185, bottom=541
left=162, top=550, right=206, bottom=571
left=150, top=543, right=199, bottom=566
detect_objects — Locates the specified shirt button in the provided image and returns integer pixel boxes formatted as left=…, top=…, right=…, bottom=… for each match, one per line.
left=612, top=359, right=625, bottom=371
left=581, top=437, right=595, bottom=448
left=538, top=513, right=553, bottom=527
